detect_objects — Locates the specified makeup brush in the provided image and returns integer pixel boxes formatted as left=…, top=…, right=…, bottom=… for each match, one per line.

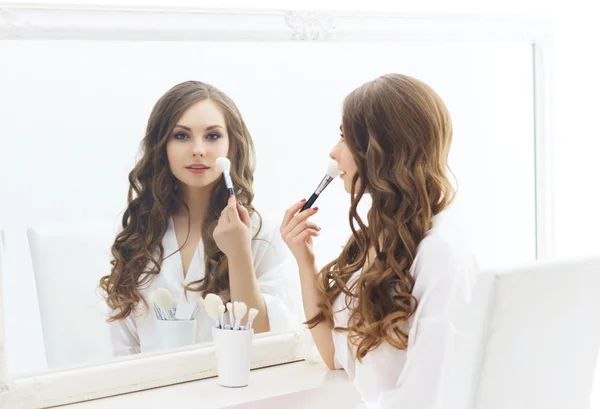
left=226, top=302, right=234, bottom=327
left=190, top=299, right=203, bottom=320
left=152, top=288, right=175, bottom=320
left=233, top=301, right=248, bottom=330
left=215, top=157, right=235, bottom=198
left=204, top=293, right=224, bottom=328
left=148, top=292, right=164, bottom=320
left=245, top=308, right=259, bottom=331
left=300, top=159, right=340, bottom=212
left=174, top=291, right=204, bottom=320
left=218, top=305, right=226, bottom=329
left=170, top=297, right=178, bottom=320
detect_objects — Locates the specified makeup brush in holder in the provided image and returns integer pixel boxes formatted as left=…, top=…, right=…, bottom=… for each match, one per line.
left=150, top=287, right=203, bottom=349
left=206, top=295, right=260, bottom=387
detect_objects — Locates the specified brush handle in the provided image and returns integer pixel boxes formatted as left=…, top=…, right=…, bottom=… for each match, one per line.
left=223, top=172, right=235, bottom=197
left=300, top=192, right=319, bottom=212
left=244, top=317, right=255, bottom=331
left=153, top=304, right=164, bottom=320
left=190, top=302, right=201, bottom=320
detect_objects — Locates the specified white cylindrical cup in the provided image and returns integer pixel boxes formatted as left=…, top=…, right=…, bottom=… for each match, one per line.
left=156, top=319, right=197, bottom=349
left=212, top=327, right=253, bottom=387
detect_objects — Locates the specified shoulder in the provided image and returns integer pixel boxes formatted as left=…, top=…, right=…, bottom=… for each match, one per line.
left=411, top=208, right=479, bottom=291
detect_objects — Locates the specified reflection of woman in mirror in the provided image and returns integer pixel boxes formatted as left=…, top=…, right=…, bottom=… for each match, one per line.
left=99, top=81, right=301, bottom=357
left=281, top=74, right=479, bottom=407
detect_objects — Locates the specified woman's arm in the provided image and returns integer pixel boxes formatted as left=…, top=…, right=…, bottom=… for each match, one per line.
left=228, top=248, right=269, bottom=333
left=298, top=259, right=336, bottom=370
left=279, top=199, right=337, bottom=370
left=215, top=197, right=270, bottom=332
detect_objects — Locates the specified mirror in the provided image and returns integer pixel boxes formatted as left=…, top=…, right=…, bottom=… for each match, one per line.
left=0, top=10, right=540, bottom=381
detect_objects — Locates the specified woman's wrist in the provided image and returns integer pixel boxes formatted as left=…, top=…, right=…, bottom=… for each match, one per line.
left=297, top=257, right=318, bottom=273
left=224, top=244, right=253, bottom=263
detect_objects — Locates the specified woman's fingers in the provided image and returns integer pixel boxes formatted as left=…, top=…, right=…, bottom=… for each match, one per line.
left=292, top=228, right=319, bottom=244
left=281, top=205, right=319, bottom=236
left=236, top=200, right=251, bottom=227
left=281, top=199, right=306, bottom=231
left=287, top=220, right=320, bottom=241
left=225, top=196, right=239, bottom=223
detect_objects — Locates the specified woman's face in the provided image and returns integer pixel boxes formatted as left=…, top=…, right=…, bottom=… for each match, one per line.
left=329, top=126, right=358, bottom=194
left=166, top=99, right=230, bottom=191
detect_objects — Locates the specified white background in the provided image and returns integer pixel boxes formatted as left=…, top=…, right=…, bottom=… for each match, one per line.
left=0, top=38, right=535, bottom=374
left=1, top=0, right=598, bottom=401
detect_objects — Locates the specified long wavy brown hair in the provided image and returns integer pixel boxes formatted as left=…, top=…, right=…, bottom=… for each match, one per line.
left=99, top=80, right=261, bottom=321
left=306, top=73, right=456, bottom=361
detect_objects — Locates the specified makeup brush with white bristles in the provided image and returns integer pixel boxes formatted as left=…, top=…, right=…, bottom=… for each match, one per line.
left=300, top=159, right=340, bottom=212
left=215, top=157, right=235, bottom=198
left=151, top=288, right=175, bottom=320
left=233, top=301, right=248, bottom=330
left=245, top=308, right=259, bottom=331
left=226, top=302, right=234, bottom=328
left=204, top=293, right=224, bottom=328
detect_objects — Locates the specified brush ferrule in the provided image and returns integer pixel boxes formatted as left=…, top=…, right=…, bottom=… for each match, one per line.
left=315, top=175, right=334, bottom=195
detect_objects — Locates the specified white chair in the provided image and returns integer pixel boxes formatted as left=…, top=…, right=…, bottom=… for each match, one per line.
left=27, top=221, right=118, bottom=369
left=472, top=255, right=600, bottom=409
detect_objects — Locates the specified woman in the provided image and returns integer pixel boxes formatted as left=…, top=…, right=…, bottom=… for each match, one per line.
left=281, top=73, right=480, bottom=408
left=100, top=80, right=302, bottom=356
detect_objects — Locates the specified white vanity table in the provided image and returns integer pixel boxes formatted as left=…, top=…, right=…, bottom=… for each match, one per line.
left=56, top=361, right=361, bottom=409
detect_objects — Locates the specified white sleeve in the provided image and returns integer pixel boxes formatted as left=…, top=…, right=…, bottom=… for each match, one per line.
left=106, top=306, right=141, bottom=357
left=373, top=244, right=478, bottom=409
left=252, top=220, right=304, bottom=332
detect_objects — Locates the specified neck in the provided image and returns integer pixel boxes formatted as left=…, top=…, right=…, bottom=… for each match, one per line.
left=175, top=185, right=213, bottom=223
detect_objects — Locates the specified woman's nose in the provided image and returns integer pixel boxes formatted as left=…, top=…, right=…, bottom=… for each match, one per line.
left=192, top=139, right=206, bottom=157
left=329, top=142, right=339, bottom=162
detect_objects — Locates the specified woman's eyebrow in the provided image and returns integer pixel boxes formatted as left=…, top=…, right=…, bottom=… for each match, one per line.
left=173, top=124, right=225, bottom=131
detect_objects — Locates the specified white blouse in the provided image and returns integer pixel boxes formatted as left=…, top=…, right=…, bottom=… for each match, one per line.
left=331, top=208, right=481, bottom=409
left=107, top=212, right=304, bottom=356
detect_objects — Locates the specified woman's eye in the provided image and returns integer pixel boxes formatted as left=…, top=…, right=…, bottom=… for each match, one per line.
left=174, top=132, right=189, bottom=140
left=207, top=133, right=221, bottom=140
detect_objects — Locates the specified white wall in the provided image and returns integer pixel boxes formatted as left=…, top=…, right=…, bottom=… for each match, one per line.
left=5, top=0, right=595, bottom=257
left=1, top=0, right=598, bottom=391
left=0, top=36, right=537, bottom=374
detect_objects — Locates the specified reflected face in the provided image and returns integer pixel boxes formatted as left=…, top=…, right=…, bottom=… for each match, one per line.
left=166, top=99, right=230, bottom=191
left=329, top=126, right=358, bottom=194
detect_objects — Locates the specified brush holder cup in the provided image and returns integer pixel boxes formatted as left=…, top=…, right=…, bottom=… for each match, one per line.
left=211, top=326, right=254, bottom=387
left=156, top=319, right=197, bottom=349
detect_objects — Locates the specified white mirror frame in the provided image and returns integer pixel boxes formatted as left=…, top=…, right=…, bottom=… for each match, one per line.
left=0, top=4, right=553, bottom=409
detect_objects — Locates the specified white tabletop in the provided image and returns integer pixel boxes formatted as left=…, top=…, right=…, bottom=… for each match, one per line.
left=56, top=361, right=363, bottom=409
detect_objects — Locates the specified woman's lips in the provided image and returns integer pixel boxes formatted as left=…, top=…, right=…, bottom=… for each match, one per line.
left=186, top=166, right=210, bottom=174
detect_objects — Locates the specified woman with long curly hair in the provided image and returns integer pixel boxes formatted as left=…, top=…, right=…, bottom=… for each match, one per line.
left=100, top=80, right=302, bottom=356
left=281, top=73, right=479, bottom=407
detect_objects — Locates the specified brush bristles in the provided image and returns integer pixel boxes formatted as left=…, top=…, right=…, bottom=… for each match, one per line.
left=204, top=293, right=223, bottom=320
left=248, top=308, right=258, bottom=321
left=234, top=302, right=248, bottom=321
left=327, top=159, right=340, bottom=178
left=215, top=157, right=231, bottom=173
left=152, top=288, right=174, bottom=312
